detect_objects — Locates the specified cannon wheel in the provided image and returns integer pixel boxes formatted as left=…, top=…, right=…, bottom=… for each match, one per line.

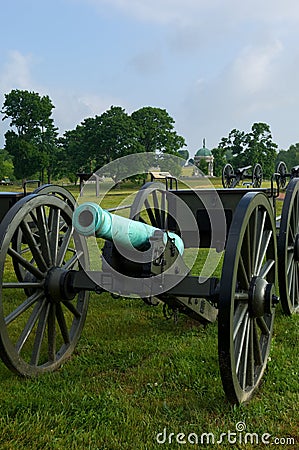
left=218, top=192, right=277, bottom=404
left=0, top=194, right=89, bottom=376
left=252, top=163, right=263, bottom=188
left=222, top=164, right=235, bottom=188
left=130, top=182, right=168, bottom=229
left=276, top=161, right=288, bottom=190
left=13, top=185, right=77, bottom=283
left=33, top=184, right=76, bottom=207
left=130, top=182, right=168, bottom=306
left=278, top=178, right=299, bottom=314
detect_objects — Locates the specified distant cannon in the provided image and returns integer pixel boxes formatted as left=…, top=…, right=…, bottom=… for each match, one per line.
left=222, top=163, right=263, bottom=188
left=275, top=161, right=299, bottom=189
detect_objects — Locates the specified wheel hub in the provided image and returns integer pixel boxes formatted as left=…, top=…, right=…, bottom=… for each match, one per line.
left=249, top=276, right=275, bottom=317
left=44, top=267, right=76, bottom=302
left=294, top=234, right=299, bottom=262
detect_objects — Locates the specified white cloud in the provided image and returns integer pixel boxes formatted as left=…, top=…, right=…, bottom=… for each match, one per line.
left=0, top=51, right=127, bottom=143
left=0, top=50, right=35, bottom=93
left=81, top=0, right=299, bottom=26
left=231, top=39, right=283, bottom=95
left=51, top=91, right=126, bottom=134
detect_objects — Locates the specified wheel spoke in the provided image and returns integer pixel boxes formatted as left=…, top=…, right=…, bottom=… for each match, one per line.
left=5, top=291, right=45, bottom=325
left=7, top=247, right=45, bottom=279
left=48, top=207, right=61, bottom=265
left=235, top=312, right=249, bottom=375
left=62, top=252, right=82, bottom=270
left=253, top=210, right=266, bottom=275
left=56, top=227, right=72, bottom=267
left=233, top=303, right=248, bottom=340
left=48, top=304, right=56, bottom=362
left=152, top=191, right=162, bottom=228
left=256, top=316, right=270, bottom=336
left=250, top=208, right=258, bottom=276
left=239, top=254, right=250, bottom=289
left=246, top=321, right=255, bottom=387
left=144, top=198, right=157, bottom=227
left=3, top=282, right=43, bottom=289
left=161, top=190, right=166, bottom=229
left=241, top=318, right=251, bottom=389
left=256, top=230, right=272, bottom=276
left=56, top=303, right=70, bottom=344
left=20, top=220, right=48, bottom=271
left=252, top=318, right=263, bottom=365
left=30, top=302, right=51, bottom=366
left=16, top=298, right=47, bottom=353
left=63, top=300, right=82, bottom=319
left=259, top=259, right=275, bottom=279
left=36, top=205, right=52, bottom=266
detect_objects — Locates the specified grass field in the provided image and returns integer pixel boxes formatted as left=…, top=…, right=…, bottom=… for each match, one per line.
left=0, top=179, right=298, bottom=449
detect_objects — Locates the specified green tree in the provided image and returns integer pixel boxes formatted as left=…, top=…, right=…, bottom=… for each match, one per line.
left=219, top=123, right=277, bottom=178
left=95, top=106, right=143, bottom=168
left=211, top=147, right=227, bottom=177
left=60, top=106, right=144, bottom=181
left=177, top=149, right=189, bottom=162
left=0, top=149, right=14, bottom=179
left=131, top=107, right=186, bottom=155
left=1, top=89, right=58, bottom=182
left=276, top=143, right=299, bottom=170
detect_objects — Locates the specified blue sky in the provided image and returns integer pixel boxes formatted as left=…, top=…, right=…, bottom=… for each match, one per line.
left=1, top=0, right=299, bottom=156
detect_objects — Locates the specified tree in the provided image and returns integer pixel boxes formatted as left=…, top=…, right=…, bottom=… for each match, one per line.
left=0, top=149, right=14, bottom=180
left=60, top=106, right=144, bottom=181
left=1, top=89, right=58, bottom=182
left=211, top=147, right=227, bottom=177
left=131, top=107, right=186, bottom=155
left=276, top=143, right=299, bottom=170
left=219, top=123, right=278, bottom=178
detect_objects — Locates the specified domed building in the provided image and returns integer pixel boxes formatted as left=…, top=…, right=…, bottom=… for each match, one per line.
left=194, top=139, right=214, bottom=176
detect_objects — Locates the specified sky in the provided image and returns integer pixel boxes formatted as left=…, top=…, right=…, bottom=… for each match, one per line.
left=1, top=0, right=299, bottom=156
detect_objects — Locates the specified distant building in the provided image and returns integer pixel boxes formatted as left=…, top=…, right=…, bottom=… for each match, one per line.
left=194, top=139, right=214, bottom=176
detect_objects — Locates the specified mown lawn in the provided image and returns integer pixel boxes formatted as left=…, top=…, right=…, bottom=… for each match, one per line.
left=0, top=180, right=297, bottom=449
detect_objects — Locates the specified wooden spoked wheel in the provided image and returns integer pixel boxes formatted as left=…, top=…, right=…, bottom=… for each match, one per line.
left=278, top=178, right=299, bottom=315
left=276, top=161, right=288, bottom=190
left=218, top=192, right=277, bottom=404
left=130, top=182, right=168, bottom=229
left=13, top=185, right=76, bottom=283
left=252, top=163, right=263, bottom=188
left=130, top=182, right=168, bottom=306
left=0, top=194, right=89, bottom=376
left=222, top=164, right=235, bottom=188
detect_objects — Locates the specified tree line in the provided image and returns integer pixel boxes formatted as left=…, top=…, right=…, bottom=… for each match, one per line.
left=1, top=89, right=298, bottom=182
left=1, top=90, right=186, bottom=183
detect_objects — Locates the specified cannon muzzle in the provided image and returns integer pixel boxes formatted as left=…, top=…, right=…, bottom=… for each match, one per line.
left=72, top=202, right=184, bottom=254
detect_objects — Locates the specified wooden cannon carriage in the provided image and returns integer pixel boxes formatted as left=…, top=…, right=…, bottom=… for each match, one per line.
left=0, top=175, right=298, bottom=404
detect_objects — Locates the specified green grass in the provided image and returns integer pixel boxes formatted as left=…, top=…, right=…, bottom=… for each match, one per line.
left=0, top=182, right=298, bottom=449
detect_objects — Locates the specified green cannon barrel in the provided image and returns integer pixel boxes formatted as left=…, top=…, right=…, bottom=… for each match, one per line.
left=72, top=202, right=184, bottom=254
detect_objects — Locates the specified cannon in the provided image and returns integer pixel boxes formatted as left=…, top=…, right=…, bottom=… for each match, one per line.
left=275, top=161, right=299, bottom=189
left=222, top=163, right=263, bottom=188
left=0, top=174, right=298, bottom=405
